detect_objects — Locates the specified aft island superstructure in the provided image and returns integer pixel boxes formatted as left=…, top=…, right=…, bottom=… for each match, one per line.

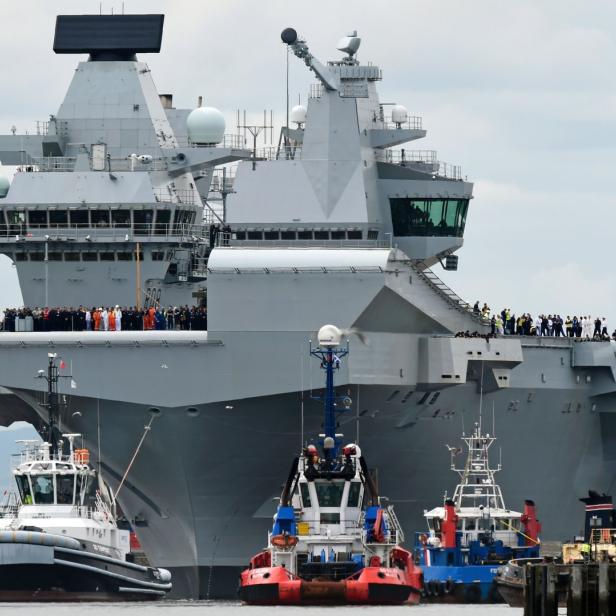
left=0, top=15, right=614, bottom=601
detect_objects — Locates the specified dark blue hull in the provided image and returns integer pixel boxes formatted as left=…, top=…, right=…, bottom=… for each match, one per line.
left=422, top=565, right=504, bottom=603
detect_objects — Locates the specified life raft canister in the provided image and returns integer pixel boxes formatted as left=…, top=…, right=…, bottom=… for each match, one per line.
left=271, top=534, right=298, bottom=548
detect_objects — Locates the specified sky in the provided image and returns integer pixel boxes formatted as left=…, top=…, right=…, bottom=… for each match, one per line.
left=0, top=0, right=615, bottom=323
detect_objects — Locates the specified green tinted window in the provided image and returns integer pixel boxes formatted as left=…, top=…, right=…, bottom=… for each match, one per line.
left=300, top=482, right=311, bottom=507
left=390, top=198, right=469, bottom=238
left=315, top=481, right=345, bottom=507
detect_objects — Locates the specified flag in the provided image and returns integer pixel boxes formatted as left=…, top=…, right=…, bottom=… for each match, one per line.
left=59, top=360, right=66, bottom=369
left=70, top=379, right=77, bottom=390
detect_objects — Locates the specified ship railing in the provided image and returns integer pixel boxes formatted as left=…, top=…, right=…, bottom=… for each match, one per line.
left=153, top=188, right=200, bottom=205
left=24, top=156, right=171, bottom=173
left=214, top=233, right=392, bottom=250
left=590, top=528, right=616, bottom=545
left=436, top=161, right=463, bottom=181
left=309, top=83, right=324, bottom=99
left=385, top=149, right=437, bottom=165
left=36, top=120, right=50, bottom=136
left=362, top=527, right=403, bottom=546
left=4, top=222, right=209, bottom=242
left=291, top=520, right=365, bottom=537
left=384, top=505, right=405, bottom=544
left=382, top=115, right=423, bottom=131
left=210, top=168, right=237, bottom=194
left=410, top=262, right=487, bottom=324
left=175, top=133, right=245, bottom=149
left=254, top=145, right=302, bottom=161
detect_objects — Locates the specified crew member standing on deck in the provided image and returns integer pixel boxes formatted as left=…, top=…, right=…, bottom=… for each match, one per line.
left=115, top=305, right=122, bottom=331
left=108, top=307, right=116, bottom=331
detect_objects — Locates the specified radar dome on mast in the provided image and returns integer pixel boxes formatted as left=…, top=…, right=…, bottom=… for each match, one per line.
left=317, top=324, right=343, bottom=348
left=0, top=163, right=10, bottom=198
left=391, top=105, right=409, bottom=127
left=186, top=105, right=226, bottom=145
left=290, top=104, right=307, bottom=127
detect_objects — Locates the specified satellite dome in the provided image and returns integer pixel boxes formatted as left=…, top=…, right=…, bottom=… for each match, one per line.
left=318, top=324, right=342, bottom=348
left=0, top=173, right=9, bottom=198
left=186, top=106, right=226, bottom=145
left=391, top=104, right=409, bottom=125
left=290, top=104, right=307, bottom=126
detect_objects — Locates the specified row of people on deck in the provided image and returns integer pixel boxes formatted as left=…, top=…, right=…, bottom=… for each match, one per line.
left=1, top=306, right=207, bottom=332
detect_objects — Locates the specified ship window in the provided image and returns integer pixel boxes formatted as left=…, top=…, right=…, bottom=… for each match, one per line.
left=300, top=483, right=312, bottom=508
left=134, top=210, right=153, bottom=235
left=14, top=252, right=27, bottom=261
left=155, top=209, right=171, bottom=235
left=234, top=231, right=246, bottom=240
left=347, top=230, right=362, bottom=240
left=32, top=475, right=54, bottom=504
left=367, top=229, right=379, bottom=240
left=495, top=519, right=511, bottom=531
left=331, top=231, right=345, bottom=240
left=117, top=252, right=133, bottom=261
left=30, top=253, right=44, bottom=261
left=320, top=513, right=340, bottom=524
left=347, top=481, right=362, bottom=507
left=82, top=252, right=98, bottom=261
left=297, top=231, right=313, bottom=240
left=264, top=231, right=279, bottom=240
left=151, top=251, right=165, bottom=261
left=315, top=481, right=345, bottom=507
left=314, top=231, right=329, bottom=240
left=8, top=211, right=25, bottom=233
left=15, top=475, right=32, bottom=503
left=64, top=252, right=80, bottom=261
left=111, top=210, right=130, bottom=228
left=91, top=210, right=110, bottom=227
left=100, top=252, right=115, bottom=261
left=247, top=231, right=262, bottom=240
left=280, top=231, right=295, bottom=240
left=390, top=198, right=469, bottom=238
left=28, top=211, right=47, bottom=226
left=70, top=210, right=89, bottom=226
left=49, top=210, right=68, bottom=227
left=465, top=518, right=477, bottom=531
left=47, top=252, right=62, bottom=261
left=56, top=474, right=75, bottom=505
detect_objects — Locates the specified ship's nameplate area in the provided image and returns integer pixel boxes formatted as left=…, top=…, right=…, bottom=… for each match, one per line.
left=54, top=14, right=164, bottom=55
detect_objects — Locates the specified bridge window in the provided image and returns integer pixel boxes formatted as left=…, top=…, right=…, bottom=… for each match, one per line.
left=134, top=210, right=153, bottom=235
left=315, top=481, right=345, bottom=507
left=297, top=231, right=313, bottom=240
left=300, top=482, right=312, bottom=508
left=331, top=231, right=345, bottom=240
left=390, top=198, right=469, bottom=237
left=264, top=231, right=279, bottom=240
left=82, top=252, right=98, bottom=261
left=280, top=231, right=295, bottom=240
left=56, top=474, right=75, bottom=505
left=155, top=210, right=171, bottom=235
left=15, top=475, right=32, bottom=503
left=65, top=252, right=80, bottom=261
left=347, top=481, right=362, bottom=507
left=91, top=210, right=110, bottom=227
left=247, top=231, right=262, bottom=240
left=347, top=230, right=362, bottom=240
left=32, top=475, right=54, bottom=504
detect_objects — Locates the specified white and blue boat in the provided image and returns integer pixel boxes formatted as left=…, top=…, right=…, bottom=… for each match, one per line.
left=414, top=423, right=541, bottom=603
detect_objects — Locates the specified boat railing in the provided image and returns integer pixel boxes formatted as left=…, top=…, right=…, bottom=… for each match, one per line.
left=254, top=146, right=302, bottom=161
left=292, top=520, right=364, bottom=538
left=26, top=156, right=171, bottom=173
left=213, top=232, right=392, bottom=250
left=175, top=133, right=245, bottom=149
left=385, top=149, right=437, bottom=165
left=385, top=505, right=405, bottom=544
left=382, top=115, right=423, bottom=131
left=590, top=528, right=616, bottom=545
left=153, top=188, right=200, bottom=205
left=410, top=262, right=488, bottom=325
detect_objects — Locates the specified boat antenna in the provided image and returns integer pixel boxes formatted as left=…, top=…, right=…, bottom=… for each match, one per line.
left=355, top=383, right=360, bottom=445
left=492, top=400, right=496, bottom=437
left=285, top=45, right=290, bottom=147
left=300, top=343, right=305, bottom=448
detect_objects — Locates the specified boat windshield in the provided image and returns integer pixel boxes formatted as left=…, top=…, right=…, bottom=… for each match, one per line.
left=32, top=475, right=54, bottom=504
left=300, top=483, right=311, bottom=508
left=56, top=474, right=75, bottom=505
left=315, top=481, right=345, bottom=507
left=15, top=475, right=32, bottom=504
left=347, top=481, right=361, bottom=507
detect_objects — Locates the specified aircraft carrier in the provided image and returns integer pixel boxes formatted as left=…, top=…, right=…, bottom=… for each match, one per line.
left=0, top=14, right=615, bottom=599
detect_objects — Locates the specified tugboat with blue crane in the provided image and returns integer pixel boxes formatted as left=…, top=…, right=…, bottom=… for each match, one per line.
left=414, top=421, right=541, bottom=603
left=239, top=325, right=423, bottom=605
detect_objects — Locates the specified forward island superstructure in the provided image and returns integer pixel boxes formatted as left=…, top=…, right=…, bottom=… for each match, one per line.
left=0, top=15, right=614, bottom=600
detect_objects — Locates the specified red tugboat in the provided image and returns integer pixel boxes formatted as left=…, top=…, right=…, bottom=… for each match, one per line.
left=239, top=325, right=423, bottom=605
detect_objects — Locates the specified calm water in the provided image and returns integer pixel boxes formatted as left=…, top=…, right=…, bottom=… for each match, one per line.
left=0, top=603, right=529, bottom=615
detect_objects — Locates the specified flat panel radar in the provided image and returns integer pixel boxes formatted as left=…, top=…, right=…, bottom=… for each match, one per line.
left=53, top=14, right=164, bottom=59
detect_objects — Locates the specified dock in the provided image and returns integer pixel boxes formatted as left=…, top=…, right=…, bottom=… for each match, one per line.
left=524, top=562, right=616, bottom=615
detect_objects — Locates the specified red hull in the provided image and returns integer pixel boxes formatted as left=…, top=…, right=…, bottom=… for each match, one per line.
left=240, top=565, right=422, bottom=605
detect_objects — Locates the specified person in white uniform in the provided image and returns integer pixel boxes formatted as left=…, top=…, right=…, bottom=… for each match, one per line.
left=115, top=305, right=122, bottom=331
left=101, top=307, right=109, bottom=331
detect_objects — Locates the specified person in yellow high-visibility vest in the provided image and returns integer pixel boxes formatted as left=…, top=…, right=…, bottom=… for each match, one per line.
left=580, top=542, right=591, bottom=562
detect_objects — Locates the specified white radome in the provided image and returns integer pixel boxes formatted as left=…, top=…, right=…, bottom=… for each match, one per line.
left=290, top=104, right=307, bottom=126
left=318, top=324, right=343, bottom=348
left=186, top=106, right=226, bottom=145
left=0, top=174, right=10, bottom=198
left=391, top=104, right=409, bottom=125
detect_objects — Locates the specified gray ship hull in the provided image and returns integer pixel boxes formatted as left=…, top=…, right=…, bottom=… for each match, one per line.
left=4, top=337, right=613, bottom=598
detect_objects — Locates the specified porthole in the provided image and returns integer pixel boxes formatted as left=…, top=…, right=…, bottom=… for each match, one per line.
left=187, top=407, right=199, bottom=418
left=149, top=407, right=161, bottom=416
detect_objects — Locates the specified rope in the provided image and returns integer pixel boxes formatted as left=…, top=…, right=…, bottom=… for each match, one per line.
left=112, top=414, right=157, bottom=505
left=501, top=518, right=541, bottom=546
